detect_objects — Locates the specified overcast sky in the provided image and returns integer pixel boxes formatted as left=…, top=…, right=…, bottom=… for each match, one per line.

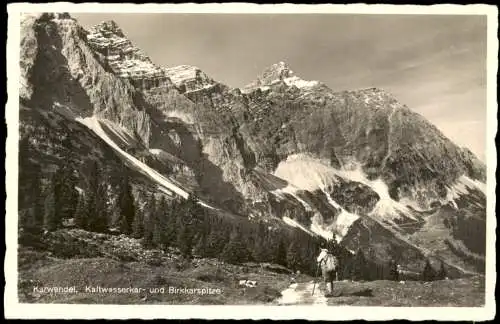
left=73, top=13, right=487, bottom=161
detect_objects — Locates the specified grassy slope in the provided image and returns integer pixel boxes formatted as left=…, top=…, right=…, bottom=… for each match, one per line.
left=324, top=278, right=485, bottom=306
left=18, top=244, right=296, bottom=305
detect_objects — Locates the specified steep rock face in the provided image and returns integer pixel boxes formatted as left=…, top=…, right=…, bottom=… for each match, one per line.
left=164, top=65, right=217, bottom=93
left=18, top=103, right=157, bottom=231
left=18, top=13, right=488, bottom=275
left=21, top=14, right=153, bottom=146
left=239, top=75, right=486, bottom=210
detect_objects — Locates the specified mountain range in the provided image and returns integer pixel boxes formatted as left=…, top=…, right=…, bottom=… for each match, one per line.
left=18, top=13, right=487, bottom=276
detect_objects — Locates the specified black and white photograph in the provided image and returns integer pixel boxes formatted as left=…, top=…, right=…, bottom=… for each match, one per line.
left=5, top=3, right=497, bottom=321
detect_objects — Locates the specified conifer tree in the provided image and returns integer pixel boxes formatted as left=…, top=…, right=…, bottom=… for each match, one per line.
left=153, top=196, right=169, bottom=248
left=193, top=233, right=207, bottom=257
left=389, top=259, right=399, bottom=281
left=286, top=240, right=301, bottom=271
left=83, top=161, right=109, bottom=233
left=54, top=164, right=78, bottom=222
left=220, top=226, right=250, bottom=264
left=132, top=202, right=144, bottom=239
left=421, top=258, right=436, bottom=281
left=118, top=174, right=135, bottom=235
left=176, top=218, right=193, bottom=259
left=74, top=193, right=88, bottom=229
left=205, top=223, right=227, bottom=258
left=351, top=248, right=368, bottom=281
left=437, top=261, right=447, bottom=280
left=249, top=222, right=269, bottom=263
left=163, top=206, right=177, bottom=247
left=191, top=211, right=212, bottom=258
left=274, top=237, right=288, bottom=267
left=43, top=178, right=58, bottom=231
left=90, top=180, right=109, bottom=232
left=142, top=194, right=156, bottom=248
left=25, top=162, right=45, bottom=232
left=19, top=138, right=44, bottom=233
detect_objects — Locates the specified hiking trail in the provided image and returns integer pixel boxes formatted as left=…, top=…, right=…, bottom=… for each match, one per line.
left=277, top=281, right=328, bottom=305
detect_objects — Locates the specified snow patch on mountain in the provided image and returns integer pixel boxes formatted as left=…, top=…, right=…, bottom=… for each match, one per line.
left=335, top=209, right=360, bottom=240
left=322, top=189, right=360, bottom=240
left=458, top=175, right=486, bottom=195
left=283, top=216, right=316, bottom=236
left=274, top=154, right=338, bottom=191
left=242, top=61, right=320, bottom=93
left=76, top=116, right=189, bottom=199
left=339, top=163, right=416, bottom=221
left=446, top=175, right=487, bottom=209
left=99, top=119, right=136, bottom=147
left=283, top=76, right=320, bottom=89
left=322, top=188, right=342, bottom=210
left=272, top=177, right=358, bottom=241
left=310, top=208, right=359, bottom=242
left=275, top=154, right=416, bottom=222
left=165, top=110, right=195, bottom=124
left=184, top=83, right=216, bottom=94
left=274, top=185, right=313, bottom=211
left=309, top=213, right=338, bottom=241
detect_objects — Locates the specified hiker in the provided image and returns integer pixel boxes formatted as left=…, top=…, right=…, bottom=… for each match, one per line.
left=317, top=247, right=339, bottom=297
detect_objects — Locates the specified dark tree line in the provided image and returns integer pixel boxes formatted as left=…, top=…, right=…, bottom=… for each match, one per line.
left=19, top=159, right=136, bottom=237
left=421, top=258, right=447, bottom=281
left=19, top=157, right=325, bottom=275
left=136, top=193, right=324, bottom=275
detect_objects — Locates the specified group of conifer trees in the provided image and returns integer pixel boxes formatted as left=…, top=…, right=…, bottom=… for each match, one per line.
left=421, top=258, right=448, bottom=281
left=339, top=248, right=447, bottom=282
left=19, top=158, right=136, bottom=236
left=19, top=155, right=324, bottom=275
left=135, top=193, right=323, bottom=275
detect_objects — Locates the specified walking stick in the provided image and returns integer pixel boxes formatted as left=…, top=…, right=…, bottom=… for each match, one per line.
left=312, top=262, right=321, bottom=296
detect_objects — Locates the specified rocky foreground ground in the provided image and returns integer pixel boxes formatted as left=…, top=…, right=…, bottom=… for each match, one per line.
left=18, top=229, right=295, bottom=304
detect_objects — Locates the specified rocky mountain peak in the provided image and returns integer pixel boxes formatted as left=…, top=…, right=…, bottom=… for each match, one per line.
left=163, top=65, right=216, bottom=93
left=260, top=61, right=295, bottom=82
left=86, top=20, right=165, bottom=80
left=85, top=20, right=216, bottom=92
left=243, top=61, right=321, bottom=93
left=24, top=12, right=74, bottom=22
left=90, top=20, right=125, bottom=37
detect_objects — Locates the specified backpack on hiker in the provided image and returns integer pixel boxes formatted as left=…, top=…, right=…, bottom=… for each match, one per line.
left=322, top=253, right=338, bottom=272
left=317, top=248, right=338, bottom=271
